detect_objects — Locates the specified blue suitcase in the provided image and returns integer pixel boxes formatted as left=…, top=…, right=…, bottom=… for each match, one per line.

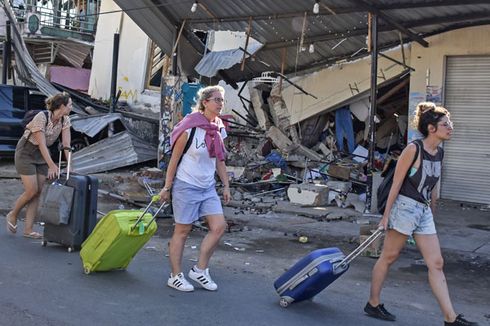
left=274, top=228, right=383, bottom=307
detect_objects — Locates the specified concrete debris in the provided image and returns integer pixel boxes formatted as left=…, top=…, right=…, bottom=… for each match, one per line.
left=287, top=183, right=329, bottom=206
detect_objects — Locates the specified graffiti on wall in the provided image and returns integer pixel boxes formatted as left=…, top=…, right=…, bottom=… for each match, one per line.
left=157, top=76, right=184, bottom=170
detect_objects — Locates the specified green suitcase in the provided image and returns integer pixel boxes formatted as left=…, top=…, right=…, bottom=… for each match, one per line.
left=80, top=196, right=166, bottom=274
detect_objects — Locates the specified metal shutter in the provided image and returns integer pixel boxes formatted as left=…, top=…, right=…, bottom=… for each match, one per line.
left=442, top=56, right=490, bottom=204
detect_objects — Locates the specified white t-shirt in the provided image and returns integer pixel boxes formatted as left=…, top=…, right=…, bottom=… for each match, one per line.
left=176, top=127, right=227, bottom=188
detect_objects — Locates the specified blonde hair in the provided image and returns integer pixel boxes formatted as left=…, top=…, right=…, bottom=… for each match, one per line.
left=412, top=101, right=450, bottom=137
left=193, top=85, right=225, bottom=112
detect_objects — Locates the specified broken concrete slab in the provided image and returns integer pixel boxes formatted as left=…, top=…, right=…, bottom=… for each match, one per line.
left=227, top=166, right=246, bottom=180
left=266, top=126, right=323, bottom=161
left=249, top=84, right=270, bottom=130
left=287, top=183, right=329, bottom=206
left=273, top=200, right=361, bottom=221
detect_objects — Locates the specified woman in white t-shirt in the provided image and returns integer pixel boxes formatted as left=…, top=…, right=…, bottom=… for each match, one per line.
left=159, top=85, right=230, bottom=292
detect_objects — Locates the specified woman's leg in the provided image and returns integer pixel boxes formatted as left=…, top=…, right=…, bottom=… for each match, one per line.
left=8, top=174, right=39, bottom=227
left=23, top=173, right=46, bottom=235
left=168, top=223, right=192, bottom=276
left=414, top=233, right=457, bottom=322
left=368, top=229, right=408, bottom=306
left=196, top=214, right=227, bottom=270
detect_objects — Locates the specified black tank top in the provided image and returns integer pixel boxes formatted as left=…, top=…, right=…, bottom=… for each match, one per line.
left=399, top=140, right=444, bottom=204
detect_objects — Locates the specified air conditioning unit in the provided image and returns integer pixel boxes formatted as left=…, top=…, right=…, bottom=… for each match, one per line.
left=25, top=13, right=41, bottom=35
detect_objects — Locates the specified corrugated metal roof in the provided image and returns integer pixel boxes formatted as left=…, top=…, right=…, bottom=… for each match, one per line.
left=114, top=0, right=490, bottom=83
left=71, top=130, right=157, bottom=174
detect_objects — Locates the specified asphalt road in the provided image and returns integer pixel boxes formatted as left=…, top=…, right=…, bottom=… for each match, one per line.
left=4, top=216, right=488, bottom=326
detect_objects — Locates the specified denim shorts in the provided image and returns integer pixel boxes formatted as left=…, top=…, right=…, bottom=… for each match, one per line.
left=388, top=194, right=436, bottom=235
left=171, top=178, right=223, bottom=224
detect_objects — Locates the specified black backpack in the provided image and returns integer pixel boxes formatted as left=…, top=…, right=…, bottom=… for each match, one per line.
left=21, top=109, right=48, bottom=129
left=377, top=141, right=420, bottom=214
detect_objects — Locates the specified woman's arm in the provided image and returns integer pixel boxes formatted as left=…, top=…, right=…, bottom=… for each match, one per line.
left=380, top=143, right=418, bottom=229
left=61, top=127, right=72, bottom=169
left=216, top=159, right=230, bottom=204
left=32, top=131, right=58, bottom=179
left=430, top=181, right=439, bottom=213
left=159, top=132, right=188, bottom=202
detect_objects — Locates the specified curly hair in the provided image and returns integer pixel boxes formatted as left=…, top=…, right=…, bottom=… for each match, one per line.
left=412, top=102, right=450, bottom=137
left=193, top=85, right=225, bottom=112
left=45, top=92, right=71, bottom=112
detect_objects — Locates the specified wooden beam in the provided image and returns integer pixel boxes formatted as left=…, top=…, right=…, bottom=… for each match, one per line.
left=170, top=19, right=186, bottom=56
left=263, top=11, right=490, bottom=51
left=241, top=17, right=252, bottom=71
left=377, top=78, right=409, bottom=105
left=198, top=2, right=218, bottom=20
left=349, top=0, right=428, bottom=47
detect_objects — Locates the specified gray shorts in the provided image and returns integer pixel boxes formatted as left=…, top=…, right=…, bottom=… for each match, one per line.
left=14, top=137, right=48, bottom=176
left=171, top=178, right=223, bottom=225
left=388, top=194, right=436, bottom=236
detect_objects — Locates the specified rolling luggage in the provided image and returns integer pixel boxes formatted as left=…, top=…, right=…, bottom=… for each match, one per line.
left=274, top=227, right=383, bottom=307
left=42, top=149, right=98, bottom=252
left=80, top=195, right=167, bottom=274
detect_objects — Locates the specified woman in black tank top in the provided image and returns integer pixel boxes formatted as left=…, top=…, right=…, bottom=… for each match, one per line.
left=364, top=103, right=478, bottom=325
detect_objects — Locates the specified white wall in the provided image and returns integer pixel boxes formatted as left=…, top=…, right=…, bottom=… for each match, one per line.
left=88, top=0, right=150, bottom=106
left=282, top=47, right=410, bottom=124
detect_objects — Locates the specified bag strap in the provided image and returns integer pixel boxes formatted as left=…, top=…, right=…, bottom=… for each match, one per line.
left=410, top=140, right=420, bottom=169
left=177, top=127, right=196, bottom=166
left=183, top=127, right=196, bottom=154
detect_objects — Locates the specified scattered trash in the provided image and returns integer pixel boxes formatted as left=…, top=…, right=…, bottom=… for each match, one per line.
left=224, top=241, right=233, bottom=247
left=191, top=245, right=197, bottom=249
left=255, top=249, right=265, bottom=253
left=414, top=259, right=426, bottom=266
left=298, top=236, right=309, bottom=243
left=189, top=258, right=198, bottom=262
left=233, top=247, right=246, bottom=251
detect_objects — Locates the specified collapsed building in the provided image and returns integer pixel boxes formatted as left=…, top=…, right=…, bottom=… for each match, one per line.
left=2, top=0, right=490, bottom=210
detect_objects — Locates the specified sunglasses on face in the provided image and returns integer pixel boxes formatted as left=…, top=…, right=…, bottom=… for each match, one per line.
left=207, top=97, right=224, bottom=104
left=438, top=121, right=453, bottom=129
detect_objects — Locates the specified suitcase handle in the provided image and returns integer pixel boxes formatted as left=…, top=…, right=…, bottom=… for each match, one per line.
left=336, top=227, right=384, bottom=270
left=57, top=147, right=72, bottom=180
left=130, top=195, right=168, bottom=232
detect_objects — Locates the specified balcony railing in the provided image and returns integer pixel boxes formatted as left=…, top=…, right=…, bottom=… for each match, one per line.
left=10, top=0, right=101, bottom=37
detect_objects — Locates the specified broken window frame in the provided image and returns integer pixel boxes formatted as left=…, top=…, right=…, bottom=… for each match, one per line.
left=145, top=40, right=171, bottom=90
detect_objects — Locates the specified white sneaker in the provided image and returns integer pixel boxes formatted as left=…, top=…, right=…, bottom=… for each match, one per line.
left=167, top=272, right=194, bottom=292
left=188, top=267, right=218, bottom=291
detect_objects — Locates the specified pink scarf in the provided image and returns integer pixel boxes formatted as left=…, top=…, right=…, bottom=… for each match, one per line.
left=170, top=112, right=226, bottom=161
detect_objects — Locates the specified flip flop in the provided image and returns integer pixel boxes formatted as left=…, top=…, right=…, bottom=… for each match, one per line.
left=23, top=232, right=42, bottom=239
left=6, top=213, right=17, bottom=234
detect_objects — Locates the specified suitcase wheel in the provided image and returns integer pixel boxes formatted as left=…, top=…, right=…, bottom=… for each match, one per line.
left=83, top=266, right=91, bottom=275
left=67, top=246, right=74, bottom=253
left=279, top=297, right=291, bottom=308
left=41, top=240, right=47, bottom=247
